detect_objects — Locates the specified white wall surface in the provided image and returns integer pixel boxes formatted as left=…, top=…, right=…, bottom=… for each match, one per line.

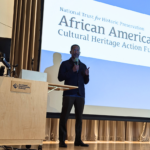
left=0, top=0, right=14, bottom=38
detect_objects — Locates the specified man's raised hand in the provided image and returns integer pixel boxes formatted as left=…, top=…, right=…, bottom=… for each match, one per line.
left=85, top=67, right=90, bottom=75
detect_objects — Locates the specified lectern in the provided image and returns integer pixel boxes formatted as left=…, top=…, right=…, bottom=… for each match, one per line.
left=0, top=77, right=78, bottom=147
left=0, top=77, right=48, bottom=146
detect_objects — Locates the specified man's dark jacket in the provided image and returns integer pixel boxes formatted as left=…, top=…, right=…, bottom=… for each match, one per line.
left=58, top=58, right=89, bottom=98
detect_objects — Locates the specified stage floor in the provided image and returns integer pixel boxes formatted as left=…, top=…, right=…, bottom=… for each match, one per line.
left=1, top=142, right=150, bottom=150
left=42, top=142, right=150, bottom=150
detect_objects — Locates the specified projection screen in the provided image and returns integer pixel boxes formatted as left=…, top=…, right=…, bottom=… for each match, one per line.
left=40, top=0, right=150, bottom=118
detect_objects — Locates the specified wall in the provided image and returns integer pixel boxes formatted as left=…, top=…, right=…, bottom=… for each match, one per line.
left=0, top=0, right=14, bottom=38
left=0, top=0, right=14, bottom=72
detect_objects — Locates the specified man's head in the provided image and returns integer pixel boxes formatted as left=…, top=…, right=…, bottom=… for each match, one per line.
left=70, top=44, right=80, bottom=59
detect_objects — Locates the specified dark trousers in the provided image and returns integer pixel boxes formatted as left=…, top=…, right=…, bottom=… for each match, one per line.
left=59, top=96, right=85, bottom=142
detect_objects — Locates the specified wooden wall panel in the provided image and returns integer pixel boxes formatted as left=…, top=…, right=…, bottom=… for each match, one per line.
left=10, top=0, right=18, bottom=68
left=34, top=0, right=41, bottom=71
left=18, top=0, right=27, bottom=72
left=14, top=0, right=22, bottom=76
left=23, top=0, right=32, bottom=69
left=10, top=0, right=41, bottom=76
left=28, top=0, right=38, bottom=70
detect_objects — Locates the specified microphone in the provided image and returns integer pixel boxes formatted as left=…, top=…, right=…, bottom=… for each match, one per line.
left=74, top=58, right=79, bottom=72
left=74, top=58, right=79, bottom=65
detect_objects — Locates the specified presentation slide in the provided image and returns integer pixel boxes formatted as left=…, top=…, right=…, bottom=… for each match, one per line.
left=40, top=0, right=150, bottom=118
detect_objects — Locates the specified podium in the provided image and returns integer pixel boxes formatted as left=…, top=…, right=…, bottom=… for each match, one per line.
left=0, top=77, right=78, bottom=146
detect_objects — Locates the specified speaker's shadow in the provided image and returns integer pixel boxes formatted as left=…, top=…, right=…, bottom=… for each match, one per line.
left=44, top=52, right=64, bottom=112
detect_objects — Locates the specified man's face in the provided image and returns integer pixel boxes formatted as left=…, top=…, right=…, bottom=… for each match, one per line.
left=70, top=46, right=80, bottom=59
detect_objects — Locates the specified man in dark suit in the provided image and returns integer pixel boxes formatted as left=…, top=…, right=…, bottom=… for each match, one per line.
left=58, top=44, right=90, bottom=147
